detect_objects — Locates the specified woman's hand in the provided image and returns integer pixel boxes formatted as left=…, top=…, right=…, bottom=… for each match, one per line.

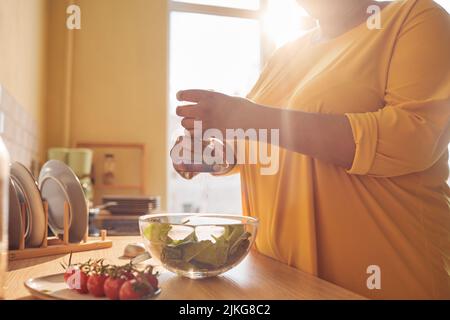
left=176, top=89, right=253, bottom=133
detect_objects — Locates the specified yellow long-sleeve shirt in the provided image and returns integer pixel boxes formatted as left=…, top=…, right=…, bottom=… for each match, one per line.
left=240, top=0, right=450, bottom=299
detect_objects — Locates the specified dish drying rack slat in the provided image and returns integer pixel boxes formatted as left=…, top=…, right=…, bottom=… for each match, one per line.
left=8, top=201, right=112, bottom=261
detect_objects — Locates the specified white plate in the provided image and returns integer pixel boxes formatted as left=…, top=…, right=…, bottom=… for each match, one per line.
left=25, top=273, right=161, bottom=300
left=39, top=160, right=88, bottom=243
left=12, top=180, right=31, bottom=241
left=10, top=162, right=46, bottom=248
left=8, top=178, right=23, bottom=250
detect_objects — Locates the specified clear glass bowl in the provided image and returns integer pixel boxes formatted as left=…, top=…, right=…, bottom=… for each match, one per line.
left=139, top=213, right=259, bottom=279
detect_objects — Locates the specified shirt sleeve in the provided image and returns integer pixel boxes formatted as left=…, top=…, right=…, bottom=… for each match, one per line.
left=346, top=0, right=450, bottom=177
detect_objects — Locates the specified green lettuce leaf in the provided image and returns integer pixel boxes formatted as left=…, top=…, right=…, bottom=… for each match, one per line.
left=151, top=222, right=252, bottom=272
left=182, top=240, right=214, bottom=262
left=223, top=225, right=245, bottom=246
left=168, top=231, right=198, bottom=247
left=192, top=236, right=229, bottom=267
left=143, top=223, right=172, bottom=244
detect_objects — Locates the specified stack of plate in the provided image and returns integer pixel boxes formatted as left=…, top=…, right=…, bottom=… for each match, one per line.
left=102, top=195, right=160, bottom=215
left=8, top=160, right=88, bottom=249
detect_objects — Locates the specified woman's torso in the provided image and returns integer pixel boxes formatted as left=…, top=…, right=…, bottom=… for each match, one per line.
left=241, top=0, right=450, bottom=299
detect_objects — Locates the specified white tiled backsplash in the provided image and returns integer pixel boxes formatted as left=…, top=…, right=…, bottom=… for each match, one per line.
left=0, top=85, right=39, bottom=169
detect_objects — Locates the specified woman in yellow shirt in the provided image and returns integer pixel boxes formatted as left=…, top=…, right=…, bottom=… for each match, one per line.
left=172, top=0, right=450, bottom=299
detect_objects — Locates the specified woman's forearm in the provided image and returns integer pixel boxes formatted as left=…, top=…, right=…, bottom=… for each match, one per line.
left=240, top=103, right=356, bottom=169
left=175, top=90, right=356, bottom=169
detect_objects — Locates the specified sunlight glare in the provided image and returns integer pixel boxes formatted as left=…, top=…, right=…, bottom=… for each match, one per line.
left=263, top=0, right=313, bottom=48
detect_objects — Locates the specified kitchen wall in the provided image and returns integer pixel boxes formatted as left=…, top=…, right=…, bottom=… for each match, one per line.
left=0, top=86, right=40, bottom=174
left=46, top=0, right=169, bottom=208
left=0, top=0, right=169, bottom=207
left=0, top=0, right=49, bottom=163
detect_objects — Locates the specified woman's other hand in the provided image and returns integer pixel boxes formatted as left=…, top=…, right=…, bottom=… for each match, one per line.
left=176, top=89, right=253, bottom=133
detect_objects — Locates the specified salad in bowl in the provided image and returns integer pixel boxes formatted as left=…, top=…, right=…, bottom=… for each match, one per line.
left=139, top=214, right=258, bottom=279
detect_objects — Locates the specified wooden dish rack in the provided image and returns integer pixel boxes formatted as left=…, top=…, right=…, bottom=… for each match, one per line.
left=8, top=201, right=112, bottom=261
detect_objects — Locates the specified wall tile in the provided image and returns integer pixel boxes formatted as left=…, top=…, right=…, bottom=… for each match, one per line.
left=0, top=85, right=39, bottom=168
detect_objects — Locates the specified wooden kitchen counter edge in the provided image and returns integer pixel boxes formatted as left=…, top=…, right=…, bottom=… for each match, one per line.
left=4, top=236, right=364, bottom=300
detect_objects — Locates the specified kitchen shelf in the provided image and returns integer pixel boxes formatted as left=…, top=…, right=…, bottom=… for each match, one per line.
left=95, top=184, right=142, bottom=190
left=95, top=212, right=142, bottom=221
left=75, top=141, right=148, bottom=204
left=75, top=142, right=146, bottom=150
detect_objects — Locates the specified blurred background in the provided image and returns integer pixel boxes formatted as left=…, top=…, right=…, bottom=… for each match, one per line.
left=0, top=0, right=449, bottom=233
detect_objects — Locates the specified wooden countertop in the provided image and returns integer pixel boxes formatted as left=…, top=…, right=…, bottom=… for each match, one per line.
left=5, top=237, right=363, bottom=300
